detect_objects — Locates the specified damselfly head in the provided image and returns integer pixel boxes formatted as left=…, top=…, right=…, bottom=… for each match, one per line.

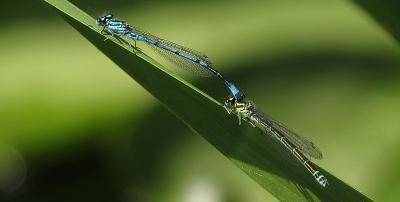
left=225, top=94, right=245, bottom=106
left=96, top=14, right=114, bottom=26
left=225, top=96, right=236, bottom=106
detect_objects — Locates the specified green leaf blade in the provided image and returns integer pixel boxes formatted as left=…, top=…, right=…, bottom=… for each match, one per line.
left=41, top=0, right=373, bottom=201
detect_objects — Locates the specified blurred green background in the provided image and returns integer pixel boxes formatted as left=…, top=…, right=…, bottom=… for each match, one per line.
left=1, top=0, right=400, bottom=201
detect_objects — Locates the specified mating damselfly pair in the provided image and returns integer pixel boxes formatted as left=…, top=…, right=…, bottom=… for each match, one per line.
left=93, top=13, right=329, bottom=188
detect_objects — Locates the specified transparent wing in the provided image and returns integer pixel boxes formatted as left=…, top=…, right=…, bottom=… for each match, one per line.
left=262, top=127, right=304, bottom=165
left=131, top=26, right=213, bottom=77
left=251, top=107, right=323, bottom=160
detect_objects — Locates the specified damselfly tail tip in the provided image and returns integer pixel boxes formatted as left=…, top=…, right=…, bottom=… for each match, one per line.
left=318, top=176, right=329, bottom=188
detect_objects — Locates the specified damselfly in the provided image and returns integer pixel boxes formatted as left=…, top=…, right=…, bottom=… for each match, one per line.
left=94, top=14, right=243, bottom=101
left=224, top=95, right=329, bottom=187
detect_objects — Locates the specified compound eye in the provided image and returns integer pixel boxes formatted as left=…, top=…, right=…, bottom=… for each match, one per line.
left=225, top=97, right=236, bottom=105
left=96, top=17, right=104, bottom=25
